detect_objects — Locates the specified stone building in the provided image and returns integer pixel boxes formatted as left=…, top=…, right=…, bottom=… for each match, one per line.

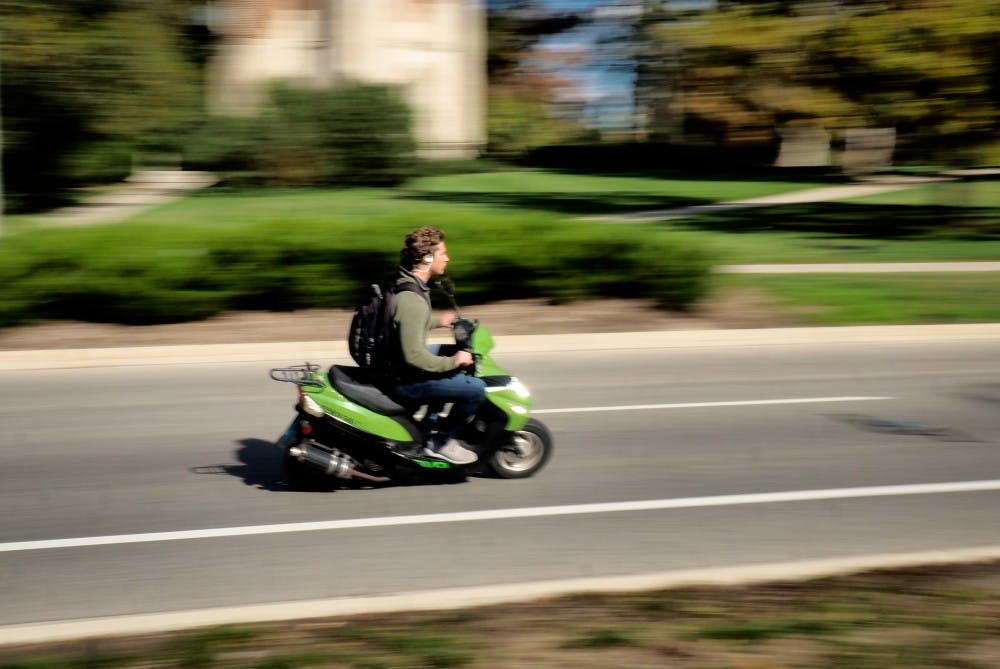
left=206, top=0, right=486, bottom=158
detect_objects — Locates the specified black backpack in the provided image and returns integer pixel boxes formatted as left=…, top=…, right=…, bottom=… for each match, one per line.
left=348, top=280, right=420, bottom=377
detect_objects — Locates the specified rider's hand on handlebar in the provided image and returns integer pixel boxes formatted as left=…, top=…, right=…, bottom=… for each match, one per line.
left=439, top=311, right=457, bottom=328
left=453, top=350, right=474, bottom=368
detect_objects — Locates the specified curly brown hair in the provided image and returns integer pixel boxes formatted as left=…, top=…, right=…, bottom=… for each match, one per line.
left=400, top=226, right=446, bottom=269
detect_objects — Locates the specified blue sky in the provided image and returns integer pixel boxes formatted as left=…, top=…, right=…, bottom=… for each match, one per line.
left=529, top=1, right=640, bottom=126
left=541, top=0, right=600, bottom=9
left=502, top=0, right=715, bottom=128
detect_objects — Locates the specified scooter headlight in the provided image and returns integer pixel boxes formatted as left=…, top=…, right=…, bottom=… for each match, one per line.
left=508, top=377, right=530, bottom=399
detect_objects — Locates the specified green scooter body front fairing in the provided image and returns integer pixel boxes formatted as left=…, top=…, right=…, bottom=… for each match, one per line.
left=470, top=323, right=532, bottom=431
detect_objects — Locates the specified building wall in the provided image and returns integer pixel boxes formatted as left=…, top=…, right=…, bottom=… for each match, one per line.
left=206, top=0, right=485, bottom=158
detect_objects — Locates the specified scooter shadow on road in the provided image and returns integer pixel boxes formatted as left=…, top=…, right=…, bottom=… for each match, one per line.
left=190, top=439, right=473, bottom=492
left=189, top=438, right=292, bottom=492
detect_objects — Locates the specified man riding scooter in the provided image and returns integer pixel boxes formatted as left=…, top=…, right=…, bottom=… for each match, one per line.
left=382, top=226, right=485, bottom=465
left=269, top=226, right=552, bottom=486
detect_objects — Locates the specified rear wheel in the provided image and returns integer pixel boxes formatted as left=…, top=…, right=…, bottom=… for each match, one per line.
left=489, top=418, right=552, bottom=479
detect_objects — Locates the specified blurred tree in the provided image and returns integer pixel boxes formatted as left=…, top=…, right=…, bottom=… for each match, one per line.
left=488, top=74, right=593, bottom=158
left=663, top=0, right=1000, bottom=163
left=487, top=0, right=584, bottom=80
left=589, top=0, right=686, bottom=141
left=1, top=0, right=204, bottom=211
left=262, top=83, right=416, bottom=187
left=486, top=0, right=592, bottom=157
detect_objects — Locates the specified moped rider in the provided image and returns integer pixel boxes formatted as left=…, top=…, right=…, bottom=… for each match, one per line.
left=385, top=226, right=485, bottom=465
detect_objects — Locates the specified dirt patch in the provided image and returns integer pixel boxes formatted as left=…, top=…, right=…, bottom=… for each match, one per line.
left=0, top=288, right=803, bottom=351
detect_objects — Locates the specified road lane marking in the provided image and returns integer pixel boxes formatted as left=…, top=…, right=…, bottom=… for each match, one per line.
left=534, top=396, right=892, bottom=414
left=2, top=479, right=998, bottom=554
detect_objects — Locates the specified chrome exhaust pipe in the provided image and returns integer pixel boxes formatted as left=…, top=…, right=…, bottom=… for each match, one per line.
left=290, top=441, right=390, bottom=483
left=290, top=441, right=354, bottom=477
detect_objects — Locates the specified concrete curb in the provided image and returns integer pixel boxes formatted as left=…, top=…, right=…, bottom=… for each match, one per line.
left=2, top=323, right=1000, bottom=371
left=2, top=545, right=998, bottom=647
left=719, top=261, right=1000, bottom=273
left=0, top=324, right=998, bottom=371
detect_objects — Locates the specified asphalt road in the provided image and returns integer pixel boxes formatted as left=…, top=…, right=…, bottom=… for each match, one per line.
left=1, top=329, right=999, bottom=642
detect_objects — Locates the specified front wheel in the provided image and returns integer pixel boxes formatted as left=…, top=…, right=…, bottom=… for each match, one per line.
left=489, top=418, right=553, bottom=479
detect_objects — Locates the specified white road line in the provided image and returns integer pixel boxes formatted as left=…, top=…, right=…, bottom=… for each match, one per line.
left=2, top=479, right=998, bottom=555
left=534, top=395, right=892, bottom=414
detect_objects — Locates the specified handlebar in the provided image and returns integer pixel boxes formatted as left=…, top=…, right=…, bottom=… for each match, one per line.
left=452, top=317, right=477, bottom=350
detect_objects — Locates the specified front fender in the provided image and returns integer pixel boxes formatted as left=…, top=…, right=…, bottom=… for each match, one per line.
left=484, top=379, right=532, bottom=431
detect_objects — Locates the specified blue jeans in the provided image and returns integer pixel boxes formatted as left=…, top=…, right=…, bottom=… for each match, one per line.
left=390, top=372, right=487, bottom=446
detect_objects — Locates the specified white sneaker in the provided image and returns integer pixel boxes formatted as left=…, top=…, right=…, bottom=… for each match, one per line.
left=424, top=439, right=477, bottom=465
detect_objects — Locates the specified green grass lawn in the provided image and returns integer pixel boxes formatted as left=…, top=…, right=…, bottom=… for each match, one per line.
left=400, top=170, right=833, bottom=215
left=846, top=179, right=1000, bottom=208
left=722, top=273, right=1000, bottom=325
left=141, top=170, right=999, bottom=266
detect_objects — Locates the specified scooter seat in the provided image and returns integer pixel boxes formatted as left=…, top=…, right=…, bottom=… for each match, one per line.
left=329, top=365, right=410, bottom=416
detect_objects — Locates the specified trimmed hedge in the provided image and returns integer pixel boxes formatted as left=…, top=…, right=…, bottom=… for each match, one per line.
left=0, top=221, right=711, bottom=327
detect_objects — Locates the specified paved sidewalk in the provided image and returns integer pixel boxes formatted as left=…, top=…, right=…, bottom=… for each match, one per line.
left=3, top=323, right=1000, bottom=371
left=720, top=261, right=1000, bottom=274
left=586, top=176, right=951, bottom=223
left=42, top=170, right=217, bottom=226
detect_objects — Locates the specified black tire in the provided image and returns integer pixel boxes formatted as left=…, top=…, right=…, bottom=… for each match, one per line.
left=488, top=418, right=553, bottom=479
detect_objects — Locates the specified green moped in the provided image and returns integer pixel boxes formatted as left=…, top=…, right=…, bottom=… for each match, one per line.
left=270, top=285, right=552, bottom=488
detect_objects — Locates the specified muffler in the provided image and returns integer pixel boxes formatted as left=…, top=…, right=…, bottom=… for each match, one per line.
left=289, top=440, right=389, bottom=483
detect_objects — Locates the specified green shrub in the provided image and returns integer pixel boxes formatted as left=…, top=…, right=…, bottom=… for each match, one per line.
left=63, top=140, right=133, bottom=185
left=0, top=219, right=711, bottom=327
left=183, top=115, right=265, bottom=181
left=457, top=227, right=712, bottom=310
left=184, top=82, right=416, bottom=187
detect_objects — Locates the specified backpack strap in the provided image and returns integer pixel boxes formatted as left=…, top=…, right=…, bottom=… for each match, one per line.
left=381, top=280, right=425, bottom=383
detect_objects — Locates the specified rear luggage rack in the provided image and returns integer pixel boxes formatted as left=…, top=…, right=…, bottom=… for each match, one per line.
left=269, top=363, right=324, bottom=388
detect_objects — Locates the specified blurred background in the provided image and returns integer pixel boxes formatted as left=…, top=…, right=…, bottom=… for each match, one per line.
left=0, top=0, right=997, bottom=330
left=0, top=9, right=998, bottom=664
left=3, top=0, right=998, bottom=212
